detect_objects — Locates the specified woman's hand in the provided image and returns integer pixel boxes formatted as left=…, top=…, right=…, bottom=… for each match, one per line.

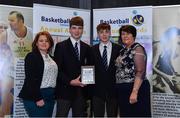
left=129, top=90, right=138, bottom=104
left=36, top=99, right=45, bottom=107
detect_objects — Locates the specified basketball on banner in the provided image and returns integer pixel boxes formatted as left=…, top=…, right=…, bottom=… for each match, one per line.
left=132, top=15, right=144, bottom=26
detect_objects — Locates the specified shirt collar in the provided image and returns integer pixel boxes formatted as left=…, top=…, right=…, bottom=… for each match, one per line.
left=70, top=36, right=80, bottom=46
left=40, top=51, right=49, bottom=58
left=100, top=41, right=111, bottom=49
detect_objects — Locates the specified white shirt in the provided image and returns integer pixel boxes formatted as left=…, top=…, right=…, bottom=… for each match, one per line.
left=6, top=26, right=33, bottom=59
left=40, top=53, right=58, bottom=88
left=70, top=37, right=80, bottom=56
left=99, top=41, right=112, bottom=66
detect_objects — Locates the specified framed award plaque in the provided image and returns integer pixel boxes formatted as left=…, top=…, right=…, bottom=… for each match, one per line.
left=81, top=66, right=95, bottom=84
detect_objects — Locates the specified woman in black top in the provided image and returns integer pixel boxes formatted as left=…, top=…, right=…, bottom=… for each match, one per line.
left=19, top=31, right=58, bottom=117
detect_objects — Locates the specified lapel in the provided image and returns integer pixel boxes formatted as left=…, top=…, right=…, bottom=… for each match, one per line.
left=33, top=50, right=44, bottom=76
left=95, top=44, right=105, bottom=68
left=80, top=41, right=85, bottom=61
left=34, top=50, right=44, bottom=65
left=108, top=43, right=116, bottom=70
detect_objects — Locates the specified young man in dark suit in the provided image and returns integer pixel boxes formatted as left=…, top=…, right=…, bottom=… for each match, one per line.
left=54, top=16, right=92, bottom=117
left=91, top=23, right=123, bottom=117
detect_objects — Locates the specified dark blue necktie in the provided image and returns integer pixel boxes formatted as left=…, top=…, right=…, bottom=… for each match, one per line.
left=74, top=42, right=79, bottom=60
left=102, top=45, right=108, bottom=70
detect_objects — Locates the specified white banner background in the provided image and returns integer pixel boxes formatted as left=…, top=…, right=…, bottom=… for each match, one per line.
left=33, top=4, right=90, bottom=45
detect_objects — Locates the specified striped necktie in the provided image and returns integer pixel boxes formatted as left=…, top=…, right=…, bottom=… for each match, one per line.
left=102, top=45, right=108, bottom=70
left=74, top=42, right=79, bottom=60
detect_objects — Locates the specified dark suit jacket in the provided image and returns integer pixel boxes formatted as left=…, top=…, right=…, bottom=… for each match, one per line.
left=92, top=42, right=122, bottom=99
left=19, top=50, right=45, bottom=102
left=54, top=38, right=92, bottom=100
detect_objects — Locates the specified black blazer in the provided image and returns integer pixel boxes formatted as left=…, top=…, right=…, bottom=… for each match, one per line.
left=18, top=50, right=54, bottom=101
left=91, top=42, right=122, bottom=99
left=54, top=38, right=92, bottom=100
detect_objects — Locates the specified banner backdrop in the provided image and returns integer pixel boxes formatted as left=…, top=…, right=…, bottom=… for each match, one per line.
left=33, top=4, right=90, bottom=55
left=0, top=5, right=33, bottom=117
left=93, top=6, right=152, bottom=79
left=152, top=5, right=180, bottom=117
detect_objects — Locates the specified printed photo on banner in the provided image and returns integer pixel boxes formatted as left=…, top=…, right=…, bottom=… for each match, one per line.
left=151, top=6, right=180, bottom=118
left=0, top=5, right=33, bottom=117
left=152, top=6, right=180, bottom=94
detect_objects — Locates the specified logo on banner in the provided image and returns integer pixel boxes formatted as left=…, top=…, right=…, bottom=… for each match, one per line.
left=41, top=16, right=70, bottom=26
left=99, top=18, right=129, bottom=26
left=73, top=11, right=78, bottom=16
left=132, top=10, right=144, bottom=26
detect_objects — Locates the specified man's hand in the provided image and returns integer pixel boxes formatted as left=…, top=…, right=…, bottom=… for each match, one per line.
left=70, top=75, right=86, bottom=87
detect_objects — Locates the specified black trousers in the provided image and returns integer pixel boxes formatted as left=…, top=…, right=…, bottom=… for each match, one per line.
left=116, top=80, right=151, bottom=117
left=56, top=95, right=86, bottom=117
left=92, top=95, right=118, bottom=117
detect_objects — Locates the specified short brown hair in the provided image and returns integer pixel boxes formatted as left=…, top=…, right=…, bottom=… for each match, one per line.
left=119, top=25, right=137, bottom=38
left=69, top=16, right=84, bottom=28
left=32, top=31, right=54, bottom=53
left=96, top=23, right=111, bottom=32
